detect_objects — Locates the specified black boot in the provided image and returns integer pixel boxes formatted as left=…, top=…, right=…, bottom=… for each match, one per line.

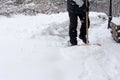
left=79, top=35, right=88, bottom=44
left=70, top=37, right=77, bottom=46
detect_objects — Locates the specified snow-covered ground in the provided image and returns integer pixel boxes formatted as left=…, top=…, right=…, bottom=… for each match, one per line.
left=0, top=12, right=120, bottom=80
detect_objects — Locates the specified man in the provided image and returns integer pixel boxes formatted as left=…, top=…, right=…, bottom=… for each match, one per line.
left=67, top=0, right=90, bottom=46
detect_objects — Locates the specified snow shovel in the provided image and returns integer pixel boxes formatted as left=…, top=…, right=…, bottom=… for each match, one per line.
left=78, top=0, right=101, bottom=46
left=86, top=0, right=89, bottom=45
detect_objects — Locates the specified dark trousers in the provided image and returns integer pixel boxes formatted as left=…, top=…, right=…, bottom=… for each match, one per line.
left=68, top=12, right=90, bottom=45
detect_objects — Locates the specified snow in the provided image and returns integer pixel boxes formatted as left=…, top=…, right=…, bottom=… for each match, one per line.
left=112, top=17, right=120, bottom=26
left=0, top=12, right=120, bottom=80
left=73, top=0, right=84, bottom=7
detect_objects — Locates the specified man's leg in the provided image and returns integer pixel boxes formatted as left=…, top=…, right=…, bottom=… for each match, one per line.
left=68, top=12, right=78, bottom=45
left=78, top=13, right=90, bottom=43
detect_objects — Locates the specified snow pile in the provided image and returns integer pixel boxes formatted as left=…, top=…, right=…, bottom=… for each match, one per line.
left=0, top=12, right=120, bottom=80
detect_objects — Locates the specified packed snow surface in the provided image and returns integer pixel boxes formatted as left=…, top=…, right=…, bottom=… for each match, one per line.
left=0, top=12, right=120, bottom=80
